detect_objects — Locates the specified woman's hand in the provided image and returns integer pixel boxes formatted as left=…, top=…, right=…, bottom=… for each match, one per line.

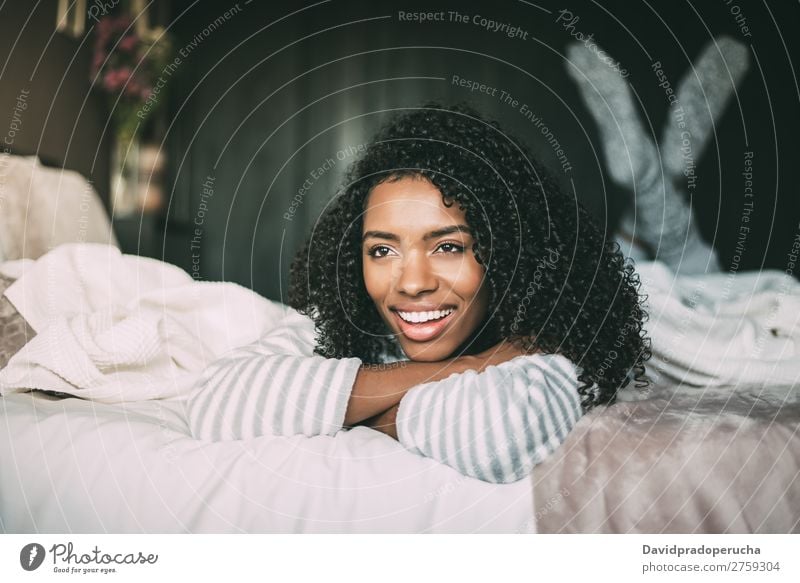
left=355, top=337, right=536, bottom=438
left=344, top=337, right=535, bottom=427
left=345, top=358, right=472, bottom=426
left=360, top=403, right=399, bottom=440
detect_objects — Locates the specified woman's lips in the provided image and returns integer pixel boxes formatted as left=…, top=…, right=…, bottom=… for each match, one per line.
left=392, top=309, right=456, bottom=342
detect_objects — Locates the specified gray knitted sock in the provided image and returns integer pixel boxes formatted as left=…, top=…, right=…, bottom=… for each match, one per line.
left=565, top=44, right=658, bottom=188
left=647, top=36, right=748, bottom=272
left=566, top=44, right=684, bottom=264
left=660, top=36, right=750, bottom=179
left=567, top=36, right=749, bottom=274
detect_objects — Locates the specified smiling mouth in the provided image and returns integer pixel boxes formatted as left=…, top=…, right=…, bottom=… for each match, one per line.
left=391, top=308, right=457, bottom=342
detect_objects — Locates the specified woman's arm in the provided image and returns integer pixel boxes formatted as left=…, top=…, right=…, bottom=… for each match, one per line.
left=356, top=340, right=532, bottom=437
left=186, top=307, right=530, bottom=441
left=358, top=403, right=400, bottom=439
left=392, top=353, right=583, bottom=484
left=344, top=339, right=529, bottom=426
left=182, top=311, right=428, bottom=440
left=359, top=349, right=584, bottom=484
left=185, top=310, right=363, bottom=440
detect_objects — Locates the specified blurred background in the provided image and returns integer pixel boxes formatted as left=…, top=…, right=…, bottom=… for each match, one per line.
left=1, top=0, right=798, bottom=301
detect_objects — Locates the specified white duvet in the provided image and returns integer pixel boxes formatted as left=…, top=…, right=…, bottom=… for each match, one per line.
left=0, top=243, right=289, bottom=402
left=0, top=392, right=533, bottom=533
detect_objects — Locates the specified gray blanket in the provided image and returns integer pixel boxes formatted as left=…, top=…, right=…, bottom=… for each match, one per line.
left=532, top=383, right=800, bottom=533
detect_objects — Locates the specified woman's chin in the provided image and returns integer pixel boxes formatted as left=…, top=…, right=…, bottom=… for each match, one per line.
left=398, top=342, right=454, bottom=363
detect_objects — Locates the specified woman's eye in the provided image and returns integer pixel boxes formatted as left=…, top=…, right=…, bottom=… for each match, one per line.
left=368, top=245, right=393, bottom=258
left=436, top=242, right=465, bottom=254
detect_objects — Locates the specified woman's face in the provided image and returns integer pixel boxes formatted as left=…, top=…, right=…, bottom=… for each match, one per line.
left=362, top=176, right=490, bottom=362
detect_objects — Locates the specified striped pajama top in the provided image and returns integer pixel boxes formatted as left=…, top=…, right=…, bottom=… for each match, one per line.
left=186, top=307, right=584, bottom=483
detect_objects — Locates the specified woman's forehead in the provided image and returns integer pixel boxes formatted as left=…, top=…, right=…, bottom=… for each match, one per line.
left=363, top=177, right=468, bottom=231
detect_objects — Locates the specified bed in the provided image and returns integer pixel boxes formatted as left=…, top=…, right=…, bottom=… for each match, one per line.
left=2, top=245, right=798, bottom=533
left=2, top=391, right=798, bottom=534
left=0, top=153, right=798, bottom=533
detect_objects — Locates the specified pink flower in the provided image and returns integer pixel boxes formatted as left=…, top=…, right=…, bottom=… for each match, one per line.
left=103, top=71, right=119, bottom=92
left=124, top=79, right=142, bottom=97
left=119, top=34, right=138, bottom=52
left=115, top=67, right=132, bottom=85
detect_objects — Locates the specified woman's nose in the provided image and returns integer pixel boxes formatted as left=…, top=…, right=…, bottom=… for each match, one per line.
left=396, top=252, right=437, bottom=296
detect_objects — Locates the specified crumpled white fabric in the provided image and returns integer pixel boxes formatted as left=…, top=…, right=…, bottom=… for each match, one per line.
left=634, top=260, right=800, bottom=392
left=0, top=243, right=288, bottom=402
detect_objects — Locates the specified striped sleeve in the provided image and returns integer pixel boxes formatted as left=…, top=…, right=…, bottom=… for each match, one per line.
left=186, top=309, right=362, bottom=441
left=395, top=353, right=583, bottom=484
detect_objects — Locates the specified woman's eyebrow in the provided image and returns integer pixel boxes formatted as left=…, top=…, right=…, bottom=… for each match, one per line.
left=423, top=225, right=471, bottom=240
left=362, top=224, right=471, bottom=242
left=362, top=230, right=399, bottom=242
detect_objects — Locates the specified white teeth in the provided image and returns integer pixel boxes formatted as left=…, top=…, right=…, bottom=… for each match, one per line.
left=397, top=308, right=454, bottom=324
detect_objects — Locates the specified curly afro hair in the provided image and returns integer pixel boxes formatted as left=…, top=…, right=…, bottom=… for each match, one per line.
left=289, top=103, right=651, bottom=412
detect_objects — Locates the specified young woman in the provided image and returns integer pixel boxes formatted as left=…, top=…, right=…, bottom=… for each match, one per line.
left=187, top=104, right=650, bottom=483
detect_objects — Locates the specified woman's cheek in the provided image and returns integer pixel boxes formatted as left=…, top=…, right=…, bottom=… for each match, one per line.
left=362, top=262, right=388, bottom=301
left=362, top=264, right=377, bottom=299
left=443, top=262, right=484, bottom=296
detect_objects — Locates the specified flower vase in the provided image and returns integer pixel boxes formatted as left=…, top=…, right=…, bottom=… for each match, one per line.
left=111, top=133, right=140, bottom=217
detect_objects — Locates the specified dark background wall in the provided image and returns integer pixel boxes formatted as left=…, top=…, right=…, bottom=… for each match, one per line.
left=162, top=0, right=800, bottom=302
left=0, top=0, right=111, bottom=199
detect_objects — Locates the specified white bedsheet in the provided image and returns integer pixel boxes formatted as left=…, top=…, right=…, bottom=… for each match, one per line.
left=0, top=392, right=534, bottom=533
